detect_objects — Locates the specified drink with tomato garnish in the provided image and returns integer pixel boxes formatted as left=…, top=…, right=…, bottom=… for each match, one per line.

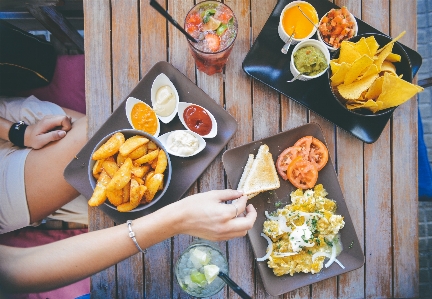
left=184, top=1, right=237, bottom=75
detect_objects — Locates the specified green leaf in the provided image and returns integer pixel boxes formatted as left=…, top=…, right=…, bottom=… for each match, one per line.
left=216, top=23, right=228, bottom=35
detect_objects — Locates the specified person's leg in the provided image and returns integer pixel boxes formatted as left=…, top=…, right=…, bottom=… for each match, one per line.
left=24, top=116, right=88, bottom=223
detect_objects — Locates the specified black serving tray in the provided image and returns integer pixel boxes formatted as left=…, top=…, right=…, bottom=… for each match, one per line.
left=242, top=0, right=422, bottom=143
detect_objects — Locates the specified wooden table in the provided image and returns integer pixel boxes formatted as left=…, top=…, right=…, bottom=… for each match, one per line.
left=83, top=0, right=419, bottom=297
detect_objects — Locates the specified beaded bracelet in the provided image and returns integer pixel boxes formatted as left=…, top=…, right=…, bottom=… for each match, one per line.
left=127, top=220, right=146, bottom=254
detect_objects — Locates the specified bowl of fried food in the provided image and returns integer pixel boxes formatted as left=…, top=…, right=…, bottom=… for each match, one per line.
left=88, top=129, right=171, bottom=212
left=328, top=32, right=423, bottom=116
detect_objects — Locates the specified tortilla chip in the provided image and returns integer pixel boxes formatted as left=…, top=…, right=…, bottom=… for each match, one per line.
left=344, top=54, right=374, bottom=85
left=374, top=43, right=394, bottom=71
left=365, top=36, right=380, bottom=56
left=330, top=61, right=341, bottom=74
left=378, top=72, right=424, bottom=110
left=385, top=53, right=401, bottom=62
left=381, top=61, right=397, bottom=74
left=364, top=76, right=385, bottom=99
left=347, top=99, right=383, bottom=113
left=338, top=41, right=361, bottom=64
left=375, top=31, right=406, bottom=55
left=354, top=37, right=372, bottom=56
left=358, top=64, right=379, bottom=81
left=330, top=62, right=351, bottom=86
left=337, top=74, right=379, bottom=100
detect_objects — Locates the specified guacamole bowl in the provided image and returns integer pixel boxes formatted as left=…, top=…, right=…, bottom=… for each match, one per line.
left=289, top=39, right=330, bottom=81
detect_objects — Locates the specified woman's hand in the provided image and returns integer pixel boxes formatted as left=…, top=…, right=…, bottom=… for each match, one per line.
left=173, top=189, right=257, bottom=241
left=24, top=115, right=72, bottom=149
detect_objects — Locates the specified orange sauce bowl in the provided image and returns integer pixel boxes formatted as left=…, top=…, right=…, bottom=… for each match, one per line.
left=278, top=1, right=318, bottom=45
left=125, top=97, right=160, bottom=137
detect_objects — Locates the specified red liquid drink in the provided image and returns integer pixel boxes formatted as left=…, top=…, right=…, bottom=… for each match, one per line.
left=184, top=1, right=238, bottom=75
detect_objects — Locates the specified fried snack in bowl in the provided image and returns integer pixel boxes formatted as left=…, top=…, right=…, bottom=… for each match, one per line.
left=88, top=129, right=171, bottom=212
left=328, top=32, right=423, bottom=116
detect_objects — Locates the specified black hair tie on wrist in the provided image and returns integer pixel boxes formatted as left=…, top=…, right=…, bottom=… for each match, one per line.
left=8, top=121, right=28, bottom=148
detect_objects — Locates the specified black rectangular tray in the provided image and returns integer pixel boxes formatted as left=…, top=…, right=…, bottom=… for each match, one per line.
left=64, top=61, right=238, bottom=224
left=242, top=0, right=422, bottom=143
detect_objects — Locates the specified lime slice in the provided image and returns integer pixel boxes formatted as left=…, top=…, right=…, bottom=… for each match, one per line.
left=190, top=271, right=207, bottom=286
left=204, top=264, right=220, bottom=283
left=191, top=248, right=210, bottom=266
left=203, top=16, right=221, bottom=31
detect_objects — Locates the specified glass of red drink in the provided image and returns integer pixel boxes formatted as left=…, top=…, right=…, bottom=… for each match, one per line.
left=184, top=1, right=238, bottom=75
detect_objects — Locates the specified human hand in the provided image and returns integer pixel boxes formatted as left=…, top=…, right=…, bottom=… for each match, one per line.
left=24, top=115, right=73, bottom=149
left=173, top=189, right=257, bottom=241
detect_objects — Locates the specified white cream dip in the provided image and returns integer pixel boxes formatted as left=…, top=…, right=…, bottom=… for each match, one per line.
left=154, top=85, right=176, bottom=117
left=166, top=131, right=199, bottom=156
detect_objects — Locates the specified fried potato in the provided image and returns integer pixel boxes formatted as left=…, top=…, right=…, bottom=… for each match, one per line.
left=88, top=170, right=111, bottom=206
left=129, top=178, right=142, bottom=206
left=150, top=157, right=158, bottom=169
left=92, top=132, right=125, bottom=160
left=147, top=141, right=158, bottom=151
left=92, top=159, right=104, bottom=177
left=134, top=149, right=159, bottom=166
left=117, top=201, right=140, bottom=212
left=154, top=150, right=167, bottom=174
left=131, top=165, right=149, bottom=178
left=122, top=181, right=131, bottom=203
left=117, top=154, right=127, bottom=166
left=128, top=144, right=148, bottom=160
left=106, top=188, right=123, bottom=206
left=119, top=136, right=149, bottom=156
left=144, top=173, right=164, bottom=202
left=107, top=157, right=132, bottom=190
left=145, top=171, right=155, bottom=186
left=133, top=175, right=144, bottom=185
left=102, top=160, right=119, bottom=178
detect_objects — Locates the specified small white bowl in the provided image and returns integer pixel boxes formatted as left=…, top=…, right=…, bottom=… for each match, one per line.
left=157, top=130, right=206, bottom=158
left=317, top=8, right=358, bottom=52
left=278, top=1, right=318, bottom=45
left=125, top=97, right=160, bottom=137
left=177, top=102, right=217, bottom=139
left=151, top=73, right=179, bottom=124
left=289, top=39, right=330, bottom=81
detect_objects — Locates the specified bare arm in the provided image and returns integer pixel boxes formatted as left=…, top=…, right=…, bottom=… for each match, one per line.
left=0, top=189, right=257, bottom=293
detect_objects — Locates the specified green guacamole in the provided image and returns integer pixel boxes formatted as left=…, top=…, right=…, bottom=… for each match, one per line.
left=293, top=46, right=327, bottom=76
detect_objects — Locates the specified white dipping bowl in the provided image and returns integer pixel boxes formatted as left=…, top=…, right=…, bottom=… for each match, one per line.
left=317, top=8, right=358, bottom=52
left=278, top=1, right=319, bottom=45
left=177, top=102, right=217, bottom=139
left=151, top=73, right=179, bottom=124
left=158, top=130, right=206, bottom=158
left=289, top=39, right=330, bottom=81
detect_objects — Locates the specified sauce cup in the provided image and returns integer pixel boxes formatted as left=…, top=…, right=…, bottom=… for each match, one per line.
left=125, top=97, right=160, bottom=137
left=157, top=130, right=206, bottom=158
left=178, top=102, right=217, bottom=138
left=289, top=39, right=330, bottom=81
left=151, top=73, right=179, bottom=124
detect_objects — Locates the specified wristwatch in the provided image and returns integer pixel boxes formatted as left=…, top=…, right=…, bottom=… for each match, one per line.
left=8, top=121, right=28, bottom=148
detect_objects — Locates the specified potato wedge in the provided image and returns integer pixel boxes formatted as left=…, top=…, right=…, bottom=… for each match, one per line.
left=103, top=160, right=119, bottom=178
left=147, top=141, right=158, bottom=151
left=92, top=132, right=125, bottom=160
left=107, top=157, right=132, bottom=190
left=119, top=136, right=149, bottom=156
left=134, top=149, right=159, bottom=166
left=117, top=201, right=140, bottom=212
left=131, top=165, right=147, bottom=178
left=117, top=154, right=127, bottom=166
left=128, top=144, right=148, bottom=160
left=88, top=170, right=111, bottom=206
left=92, top=159, right=105, bottom=178
left=122, top=181, right=131, bottom=203
left=144, top=173, right=163, bottom=202
left=154, top=150, right=167, bottom=174
left=106, top=188, right=123, bottom=206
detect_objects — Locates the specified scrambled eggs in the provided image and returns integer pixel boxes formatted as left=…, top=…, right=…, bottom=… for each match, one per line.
left=262, top=184, right=345, bottom=276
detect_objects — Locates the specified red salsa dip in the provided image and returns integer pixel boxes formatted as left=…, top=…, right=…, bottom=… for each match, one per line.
left=183, top=105, right=212, bottom=136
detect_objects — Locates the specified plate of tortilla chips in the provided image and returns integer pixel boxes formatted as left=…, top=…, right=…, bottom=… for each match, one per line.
left=329, top=32, right=424, bottom=115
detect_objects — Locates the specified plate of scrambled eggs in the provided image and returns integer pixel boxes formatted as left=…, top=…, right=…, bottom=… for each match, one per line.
left=223, top=123, right=364, bottom=296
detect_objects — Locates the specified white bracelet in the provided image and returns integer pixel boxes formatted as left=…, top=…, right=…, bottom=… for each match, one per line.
left=127, top=220, right=146, bottom=254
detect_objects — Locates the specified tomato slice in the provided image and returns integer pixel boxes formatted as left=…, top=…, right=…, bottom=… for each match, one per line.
left=287, top=157, right=318, bottom=189
left=276, top=146, right=303, bottom=180
left=294, top=136, right=313, bottom=159
left=309, top=138, right=329, bottom=171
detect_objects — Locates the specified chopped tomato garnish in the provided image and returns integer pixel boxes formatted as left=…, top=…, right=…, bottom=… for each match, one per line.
left=319, top=6, right=356, bottom=49
left=205, top=33, right=220, bottom=52
left=186, top=13, right=201, bottom=26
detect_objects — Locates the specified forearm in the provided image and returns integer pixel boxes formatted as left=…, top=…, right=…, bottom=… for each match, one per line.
left=0, top=203, right=183, bottom=293
left=0, top=116, right=13, bottom=142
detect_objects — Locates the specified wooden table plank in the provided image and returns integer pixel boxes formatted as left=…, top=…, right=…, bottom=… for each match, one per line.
left=83, top=0, right=117, bottom=297
left=390, top=1, right=419, bottom=297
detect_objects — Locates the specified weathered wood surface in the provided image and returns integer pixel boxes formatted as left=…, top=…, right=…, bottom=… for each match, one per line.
left=84, top=0, right=419, bottom=297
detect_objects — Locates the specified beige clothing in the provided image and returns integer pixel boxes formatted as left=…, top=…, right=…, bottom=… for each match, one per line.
left=0, top=96, right=88, bottom=234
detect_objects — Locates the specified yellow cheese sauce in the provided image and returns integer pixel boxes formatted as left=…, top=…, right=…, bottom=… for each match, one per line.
left=131, top=102, right=158, bottom=135
left=281, top=3, right=318, bottom=39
